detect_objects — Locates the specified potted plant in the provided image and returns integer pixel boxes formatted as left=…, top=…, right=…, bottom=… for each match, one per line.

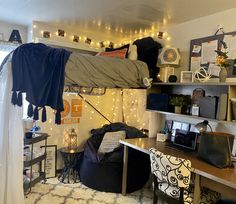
left=169, top=96, right=186, bottom=114
left=215, top=41, right=230, bottom=82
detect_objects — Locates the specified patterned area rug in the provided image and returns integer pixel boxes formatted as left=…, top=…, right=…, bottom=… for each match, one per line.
left=25, top=178, right=156, bottom=204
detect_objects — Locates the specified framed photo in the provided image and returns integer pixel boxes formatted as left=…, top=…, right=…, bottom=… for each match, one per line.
left=43, top=31, right=50, bottom=38
left=40, top=145, right=57, bottom=178
left=85, top=37, right=91, bottom=45
left=0, top=33, right=3, bottom=41
left=73, top=35, right=79, bottom=43
left=58, top=29, right=65, bottom=37
left=100, top=41, right=105, bottom=48
left=180, top=71, right=193, bottom=83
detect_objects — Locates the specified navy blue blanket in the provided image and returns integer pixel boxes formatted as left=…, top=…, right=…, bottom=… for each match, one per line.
left=12, top=43, right=71, bottom=124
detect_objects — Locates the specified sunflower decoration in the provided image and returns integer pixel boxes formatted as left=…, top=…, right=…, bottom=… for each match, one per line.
left=215, top=41, right=230, bottom=68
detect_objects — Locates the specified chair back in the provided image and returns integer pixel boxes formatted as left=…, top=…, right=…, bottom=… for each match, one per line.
left=149, top=148, right=191, bottom=188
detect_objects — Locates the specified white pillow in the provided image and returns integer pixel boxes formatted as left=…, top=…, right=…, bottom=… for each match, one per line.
left=128, top=44, right=138, bottom=60
left=98, top=131, right=126, bottom=153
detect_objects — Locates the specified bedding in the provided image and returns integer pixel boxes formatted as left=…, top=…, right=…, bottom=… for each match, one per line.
left=105, top=44, right=130, bottom=58
left=96, top=48, right=128, bottom=59
left=2, top=43, right=150, bottom=124
left=65, top=52, right=150, bottom=88
left=104, top=44, right=138, bottom=60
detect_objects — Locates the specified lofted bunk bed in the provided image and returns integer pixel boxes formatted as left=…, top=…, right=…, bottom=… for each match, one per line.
left=1, top=41, right=155, bottom=125
left=0, top=37, right=161, bottom=196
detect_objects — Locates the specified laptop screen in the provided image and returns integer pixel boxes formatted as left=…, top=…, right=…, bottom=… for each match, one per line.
left=173, top=129, right=198, bottom=150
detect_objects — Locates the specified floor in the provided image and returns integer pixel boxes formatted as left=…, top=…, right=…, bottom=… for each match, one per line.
left=25, top=178, right=163, bottom=204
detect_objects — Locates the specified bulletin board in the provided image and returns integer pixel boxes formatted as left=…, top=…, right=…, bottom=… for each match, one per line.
left=189, top=31, right=236, bottom=80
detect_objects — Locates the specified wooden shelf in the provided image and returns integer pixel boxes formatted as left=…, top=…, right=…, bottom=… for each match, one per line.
left=24, top=154, right=46, bottom=167
left=23, top=133, right=47, bottom=194
left=152, top=82, right=236, bottom=86
left=23, top=172, right=46, bottom=191
left=24, top=133, right=48, bottom=145
left=146, top=109, right=236, bottom=125
left=148, top=82, right=236, bottom=137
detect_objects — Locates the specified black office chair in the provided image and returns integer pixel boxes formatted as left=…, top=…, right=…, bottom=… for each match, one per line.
left=149, top=148, right=221, bottom=204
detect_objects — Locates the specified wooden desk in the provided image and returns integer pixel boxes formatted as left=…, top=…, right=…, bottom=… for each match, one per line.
left=120, top=138, right=236, bottom=202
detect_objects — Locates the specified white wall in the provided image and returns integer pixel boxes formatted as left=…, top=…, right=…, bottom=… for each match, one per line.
left=159, top=8, right=236, bottom=155
left=0, top=20, right=28, bottom=43
left=164, top=8, right=236, bottom=79
left=26, top=21, right=149, bottom=169
left=32, top=89, right=123, bottom=168
left=34, top=89, right=148, bottom=169
left=32, top=21, right=124, bottom=52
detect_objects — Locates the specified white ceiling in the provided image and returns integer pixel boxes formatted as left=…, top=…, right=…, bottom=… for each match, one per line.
left=1, top=0, right=236, bottom=38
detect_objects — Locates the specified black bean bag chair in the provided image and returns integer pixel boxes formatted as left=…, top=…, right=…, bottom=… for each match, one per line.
left=79, top=123, right=150, bottom=193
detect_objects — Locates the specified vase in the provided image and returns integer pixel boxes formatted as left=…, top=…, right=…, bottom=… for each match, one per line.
left=174, top=106, right=181, bottom=114
left=219, top=67, right=227, bottom=82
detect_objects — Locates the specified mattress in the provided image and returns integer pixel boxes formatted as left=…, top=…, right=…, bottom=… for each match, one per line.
left=65, top=53, right=150, bottom=88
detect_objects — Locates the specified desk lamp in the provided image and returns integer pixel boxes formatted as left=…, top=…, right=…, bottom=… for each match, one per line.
left=157, top=47, right=181, bottom=82
left=195, top=120, right=212, bottom=132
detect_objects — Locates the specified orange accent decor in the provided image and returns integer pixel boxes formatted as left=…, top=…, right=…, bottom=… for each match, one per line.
left=71, top=99, right=82, bottom=117
left=61, top=99, right=70, bottom=118
left=98, top=48, right=128, bottom=59
left=61, top=118, right=80, bottom=124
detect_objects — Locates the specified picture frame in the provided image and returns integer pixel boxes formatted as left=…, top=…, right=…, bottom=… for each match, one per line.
left=100, top=41, right=105, bottom=48
left=58, top=29, right=65, bottom=37
left=85, top=37, right=92, bottom=45
left=180, top=71, right=193, bottom=83
left=73, top=35, right=79, bottom=43
left=40, top=145, right=57, bottom=178
left=43, top=31, right=50, bottom=38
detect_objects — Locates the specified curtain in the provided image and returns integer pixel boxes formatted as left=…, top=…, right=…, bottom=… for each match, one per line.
left=0, top=61, right=24, bottom=204
left=123, top=89, right=149, bottom=130
left=0, top=41, right=18, bottom=52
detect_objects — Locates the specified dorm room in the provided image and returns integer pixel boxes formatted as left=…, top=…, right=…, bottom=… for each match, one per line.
left=0, top=1, right=236, bottom=204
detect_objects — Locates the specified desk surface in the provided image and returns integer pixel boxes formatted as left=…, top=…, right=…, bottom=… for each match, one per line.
left=120, top=137, right=236, bottom=190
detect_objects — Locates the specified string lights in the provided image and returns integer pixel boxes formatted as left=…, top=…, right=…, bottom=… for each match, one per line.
left=34, top=23, right=172, bottom=50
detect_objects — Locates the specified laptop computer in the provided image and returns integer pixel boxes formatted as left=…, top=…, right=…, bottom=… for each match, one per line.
left=166, top=121, right=199, bottom=152
left=172, top=129, right=198, bottom=151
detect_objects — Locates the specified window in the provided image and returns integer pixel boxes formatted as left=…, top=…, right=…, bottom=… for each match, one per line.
left=0, top=50, right=9, bottom=64
left=0, top=42, right=18, bottom=65
left=0, top=43, right=27, bottom=118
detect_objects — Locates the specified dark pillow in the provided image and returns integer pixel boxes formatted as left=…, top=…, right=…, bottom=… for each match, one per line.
left=105, top=44, right=130, bottom=58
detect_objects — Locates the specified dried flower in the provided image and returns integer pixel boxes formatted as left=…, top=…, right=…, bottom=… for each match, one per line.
left=215, top=41, right=229, bottom=67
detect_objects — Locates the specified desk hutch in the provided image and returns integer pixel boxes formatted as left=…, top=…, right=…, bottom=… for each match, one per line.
left=148, top=82, right=236, bottom=138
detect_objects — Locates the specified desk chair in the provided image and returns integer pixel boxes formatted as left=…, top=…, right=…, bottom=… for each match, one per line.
left=149, top=148, right=221, bottom=204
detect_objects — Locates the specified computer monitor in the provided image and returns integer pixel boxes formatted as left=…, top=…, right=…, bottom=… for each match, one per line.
left=173, top=129, right=198, bottom=150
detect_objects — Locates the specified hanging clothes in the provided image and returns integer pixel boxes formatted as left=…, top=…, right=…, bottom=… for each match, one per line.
left=11, top=43, right=71, bottom=124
